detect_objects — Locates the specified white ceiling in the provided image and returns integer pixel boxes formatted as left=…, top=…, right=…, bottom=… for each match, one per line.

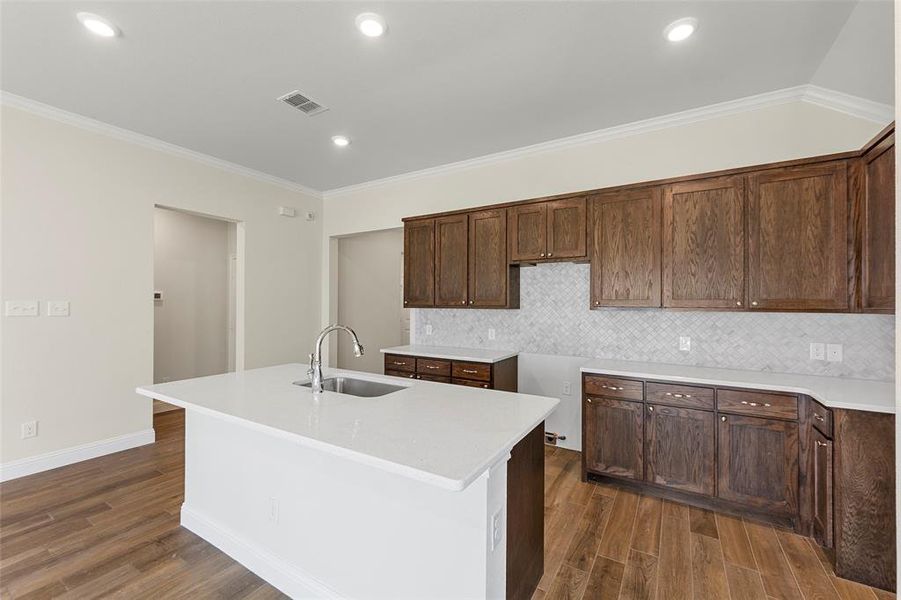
left=1, top=1, right=893, bottom=191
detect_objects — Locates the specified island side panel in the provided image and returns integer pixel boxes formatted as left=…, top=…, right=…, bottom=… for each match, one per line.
left=180, top=410, right=507, bottom=600
left=506, top=422, right=544, bottom=600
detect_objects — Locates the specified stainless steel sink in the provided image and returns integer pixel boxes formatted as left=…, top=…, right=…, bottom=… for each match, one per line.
left=294, top=376, right=406, bottom=397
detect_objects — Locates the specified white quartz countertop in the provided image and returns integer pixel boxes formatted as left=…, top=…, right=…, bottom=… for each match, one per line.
left=136, top=365, right=557, bottom=491
left=580, top=359, right=895, bottom=414
left=380, top=345, right=518, bottom=363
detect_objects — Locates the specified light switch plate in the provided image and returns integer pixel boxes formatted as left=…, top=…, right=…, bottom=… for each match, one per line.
left=826, top=343, right=843, bottom=362
left=5, top=300, right=39, bottom=317
left=679, top=336, right=691, bottom=352
left=810, top=343, right=825, bottom=361
left=562, top=381, right=572, bottom=396
left=46, top=301, right=70, bottom=317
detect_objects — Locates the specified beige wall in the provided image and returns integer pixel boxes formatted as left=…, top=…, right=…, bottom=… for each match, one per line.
left=336, top=228, right=405, bottom=374
left=1, top=105, right=322, bottom=464
left=153, top=207, right=230, bottom=384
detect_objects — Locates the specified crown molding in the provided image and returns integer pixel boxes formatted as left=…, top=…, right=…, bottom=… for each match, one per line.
left=323, top=84, right=892, bottom=198
left=0, top=91, right=323, bottom=199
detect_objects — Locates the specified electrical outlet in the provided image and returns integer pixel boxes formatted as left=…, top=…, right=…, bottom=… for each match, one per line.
left=21, top=421, right=37, bottom=439
left=488, top=328, right=496, bottom=341
left=679, top=336, right=691, bottom=352
left=810, top=343, right=825, bottom=361
left=490, top=509, right=503, bottom=551
left=46, top=301, right=70, bottom=317
left=5, top=300, right=38, bottom=317
left=425, top=324, right=433, bottom=336
left=826, top=344, right=843, bottom=362
left=268, top=497, right=279, bottom=522
left=562, top=381, right=572, bottom=396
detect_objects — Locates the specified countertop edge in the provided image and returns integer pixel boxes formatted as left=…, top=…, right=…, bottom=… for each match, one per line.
left=579, top=365, right=894, bottom=414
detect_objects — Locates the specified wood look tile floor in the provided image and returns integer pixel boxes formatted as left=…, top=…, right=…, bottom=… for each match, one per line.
left=0, top=411, right=893, bottom=600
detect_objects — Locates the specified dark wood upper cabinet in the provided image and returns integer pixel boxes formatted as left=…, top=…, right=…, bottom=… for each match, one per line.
left=584, top=396, right=643, bottom=480
left=469, top=209, right=517, bottom=308
left=546, top=197, right=587, bottom=260
left=508, top=203, right=547, bottom=262
left=434, top=215, right=468, bottom=307
left=590, top=187, right=662, bottom=308
left=717, top=413, right=799, bottom=515
left=663, top=176, right=746, bottom=309
left=859, top=132, right=895, bottom=313
left=645, top=404, right=715, bottom=496
left=403, top=219, right=435, bottom=308
left=811, top=427, right=833, bottom=548
left=747, top=162, right=849, bottom=311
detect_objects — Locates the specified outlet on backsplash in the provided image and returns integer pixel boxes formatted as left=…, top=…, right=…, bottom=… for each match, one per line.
left=810, top=343, right=825, bottom=360
left=827, top=343, right=843, bottom=362
left=425, top=324, right=432, bottom=336
left=679, top=336, right=691, bottom=352
left=488, top=328, right=496, bottom=341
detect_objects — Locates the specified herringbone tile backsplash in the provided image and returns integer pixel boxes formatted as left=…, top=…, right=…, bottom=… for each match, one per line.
left=414, top=263, right=894, bottom=381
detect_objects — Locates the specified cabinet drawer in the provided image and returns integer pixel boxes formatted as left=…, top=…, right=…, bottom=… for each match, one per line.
left=385, top=369, right=416, bottom=380
left=384, top=354, right=416, bottom=373
left=452, top=361, right=491, bottom=382
left=808, top=399, right=833, bottom=438
left=717, top=389, right=799, bottom=420
left=646, top=382, right=714, bottom=410
left=583, top=375, right=644, bottom=401
left=417, top=374, right=451, bottom=384
left=453, top=378, right=491, bottom=389
left=416, top=358, right=451, bottom=377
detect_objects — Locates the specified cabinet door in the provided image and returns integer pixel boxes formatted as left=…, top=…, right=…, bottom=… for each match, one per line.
left=508, top=203, right=547, bottom=261
left=590, top=187, right=662, bottom=307
left=469, top=209, right=509, bottom=307
left=717, top=414, right=799, bottom=515
left=663, top=176, right=745, bottom=309
left=434, top=215, right=469, bottom=307
left=584, top=396, right=643, bottom=480
left=747, top=163, right=848, bottom=311
left=811, top=428, right=833, bottom=548
left=546, top=197, right=587, bottom=259
left=860, top=134, right=895, bottom=312
left=645, top=404, right=715, bottom=496
left=403, top=219, right=435, bottom=307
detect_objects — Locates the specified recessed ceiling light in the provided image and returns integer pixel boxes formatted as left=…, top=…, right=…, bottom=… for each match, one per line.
left=664, top=17, right=697, bottom=42
left=355, top=12, right=387, bottom=37
left=332, top=135, right=351, bottom=147
left=77, top=12, right=119, bottom=38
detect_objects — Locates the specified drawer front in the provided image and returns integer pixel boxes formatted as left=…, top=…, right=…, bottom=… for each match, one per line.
left=385, top=369, right=417, bottom=380
left=646, top=382, right=714, bottom=410
left=416, top=358, right=451, bottom=377
left=717, top=389, right=799, bottom=420
left=384, top=354, right=416, bottom=373
left=417, top=373, right=451, bottom=384
left=583, top=375, right=644, bottom=401
left=452, top=361, right=492, bottom=382
left=808, top=399, right=833, bottom=438
left=453, top=378, right=491, bottom=389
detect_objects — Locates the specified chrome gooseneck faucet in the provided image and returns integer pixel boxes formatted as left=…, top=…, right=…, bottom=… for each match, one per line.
left=308, top=325, right=364, bottom=393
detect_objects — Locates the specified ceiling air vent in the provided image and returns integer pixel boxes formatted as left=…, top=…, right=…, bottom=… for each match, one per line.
left=277, top=90, right=329, bottom=116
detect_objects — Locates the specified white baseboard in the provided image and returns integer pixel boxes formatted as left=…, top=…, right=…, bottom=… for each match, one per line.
left=0, top=428, right=156, bottom=482
left=180, top=504, right=342, bottom=599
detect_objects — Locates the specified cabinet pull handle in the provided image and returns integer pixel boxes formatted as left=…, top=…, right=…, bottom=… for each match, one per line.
left=816, top=440, right=828, bottom=448
left=721, top=416, right=727, bottom=422
left=416, top=375, right=422, bottom=379
left=736, top=301, right=742, bottom=306
left=540, top=252, right=546, bottom=257
left=404, top=300, right=409, bottom=305
left=648, top=405, right=654, bottom=412
left=409, top=374, right=415, bottom=378
left=547, top=252, right=553, bottom=257
left=814, top=414, right=825, bottom=422
left=601, top=384, right=623, bottom=391
left=587, top=398, right=592, bottom=403
left=461, top=300, right=467, bottom=305
left=392, top=361, right=407, bottom=366
left=666, top=393, right=693, bottom=398
left=425, top=365, right=441, bottom=370
left=740, top=401, right=771, bottom=408
left=468, top=300, right=474, bottom=305
left=462, top=369, right=478, bottom=374
left=482, top=384, right=489, bottom=388
left=751, top=301, right=759, bottom=307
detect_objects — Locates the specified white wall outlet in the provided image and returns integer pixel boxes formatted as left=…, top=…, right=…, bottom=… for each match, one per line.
left=46, top=301, right=70, bottom=317
left=268, top=497, right=280, bottom=522
left=826, top=343, right=843, bottom=362
left=679, top=336, right=691, bottom=352
left=490, top=509, right=503, bottom=551
left=425, top=324, right=433, bottom=336
left=21, top=420, right=37, bottom=439
left=562, top=381, right=572, bottom=396
left=809, top=343, right=825, bottom=361
left=5, top=300, right=39, bottom=317
left=488, top=328, right=496, bottom=341
left=278, top=206, right=296, bottom=217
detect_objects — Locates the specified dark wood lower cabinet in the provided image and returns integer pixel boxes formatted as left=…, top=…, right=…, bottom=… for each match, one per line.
left=811, top=427, right=833, bottom=548
left=717, top=413, right=799, bottom=516
left=645, top=404, right=715, bottom=496
left=583, top=396, right=643, bottom=480
left=383, top=353, right=518, bottom=391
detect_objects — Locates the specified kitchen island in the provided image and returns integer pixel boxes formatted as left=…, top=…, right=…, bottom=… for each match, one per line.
left=136, top=364, right=558, bottom=600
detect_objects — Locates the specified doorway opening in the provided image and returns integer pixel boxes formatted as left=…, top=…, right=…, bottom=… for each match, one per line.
left=152, top=206, right=240, bottom=413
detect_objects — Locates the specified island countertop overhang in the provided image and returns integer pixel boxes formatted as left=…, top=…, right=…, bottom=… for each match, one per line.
left=136, top=364, right=558, bottom=491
